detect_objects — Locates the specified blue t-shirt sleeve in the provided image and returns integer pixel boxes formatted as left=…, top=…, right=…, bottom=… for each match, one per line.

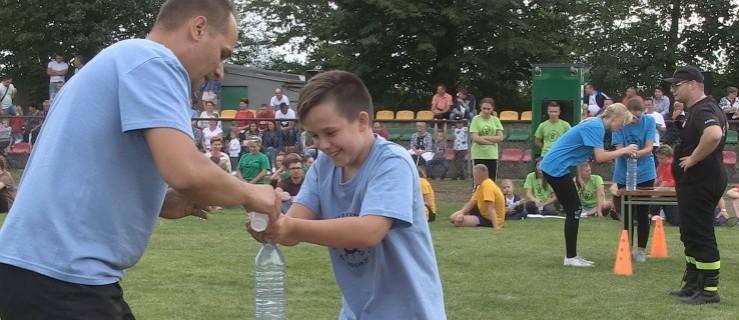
left=645, top=117, right=656, bottom=142
left=360, top=156, right=414, bottom=228
left=119, top=57, right=192, bottom=138
left=581, top=121, right=604, bottom=148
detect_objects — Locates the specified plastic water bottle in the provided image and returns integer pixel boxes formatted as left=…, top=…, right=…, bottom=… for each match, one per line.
left=626, top=157, right=637, bottom=191
left=254, top=243, right=286, bottom=320
left=252, top=211, right=286, bottom=320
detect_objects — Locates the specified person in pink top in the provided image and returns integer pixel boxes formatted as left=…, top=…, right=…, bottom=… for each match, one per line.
left=430, top=84, right=453, bottom=121
left=621, top=86, right=645, bottom=105
left=650, top=145, right=679, bottom=225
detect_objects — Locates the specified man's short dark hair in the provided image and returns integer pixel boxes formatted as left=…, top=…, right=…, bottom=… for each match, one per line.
left=239, top=98, right=249, bottom=104
left=1, top=75, right=10, bottom=81
left=297, top=70, right=373, bottom=123
left=155, top=0, right=236, bottom=33
left=282, top=155, right=303, bottom=169
left=547, top=101, right=560, bottom=109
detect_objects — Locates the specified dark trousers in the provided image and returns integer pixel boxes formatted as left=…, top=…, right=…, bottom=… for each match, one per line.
left=473, top=159, right=497, bottom=181
left=452, top=150, right=467, bottom=179
left=612, top=179, right=655, bottom=248
left=542, top=172, right=581, bottom=258
left=676, top=182, right=723, bottom=267
left=0, top=264, right=135, bottom=320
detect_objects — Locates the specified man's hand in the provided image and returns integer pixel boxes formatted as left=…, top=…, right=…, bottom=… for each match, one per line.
left=679, top=156, right=697, bottom=172
left=246, top=188, right=288, bottom=244
left=159, top=187, right=210, bottom=219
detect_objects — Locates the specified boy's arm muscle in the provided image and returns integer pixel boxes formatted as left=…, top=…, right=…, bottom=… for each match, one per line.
left=280, top=214, right=393, bottom=248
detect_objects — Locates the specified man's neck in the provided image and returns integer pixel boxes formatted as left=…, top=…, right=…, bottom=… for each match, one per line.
left=686, top=94, right=708, bottom=109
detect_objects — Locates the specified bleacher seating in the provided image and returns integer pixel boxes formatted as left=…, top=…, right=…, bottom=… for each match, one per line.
left=395, top=110, right=414, bottom=120
left=506, top=128, right=530, bottom=142
left=387, top=127, right=404, bottom=140
left=220, top=110, right=237, bottom=118
left=500, top=148, right=523, bottom=162
left=522, top=149, right=532, bottom=162
left=499, top=111, right=519, bottom=121
left=726, top=130, right=738, bottom=144
left=723, top=150, right=737, bottom=165
left=7, top=143, right=30, bottom=155
left=416, top=110, right=434, bottom=120
left=520, top=111, right=532, bottom=121
left=376, top=110, right=394, bottom=120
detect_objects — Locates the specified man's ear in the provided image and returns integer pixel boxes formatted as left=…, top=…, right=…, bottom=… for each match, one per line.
left=189, top=16, right=208, bottom=41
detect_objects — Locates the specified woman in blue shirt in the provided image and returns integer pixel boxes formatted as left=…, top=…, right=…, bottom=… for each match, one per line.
left=611, top=98, right=657, bottom=263
left=540, top=103, right=638, bottom=267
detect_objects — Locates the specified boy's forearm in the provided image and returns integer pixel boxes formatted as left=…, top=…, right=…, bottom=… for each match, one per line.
left=285, top=215, right=393, bottom=248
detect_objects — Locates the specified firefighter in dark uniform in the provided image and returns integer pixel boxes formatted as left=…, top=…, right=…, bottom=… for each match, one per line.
left=665, top=66, right=727, bottom=304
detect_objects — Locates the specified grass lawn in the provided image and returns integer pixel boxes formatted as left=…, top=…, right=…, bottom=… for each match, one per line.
left=1, top=178, right=737, bottom=319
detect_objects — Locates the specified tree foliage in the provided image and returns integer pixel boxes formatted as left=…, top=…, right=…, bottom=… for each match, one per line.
left=574, top=0, right=739, bottom=98
left=0, top=0, right=736, bottom=107
left=247, top=0, right=738, bottom=108
left=0, top=0, right=163, bottom=101
left=247, top=0, right=579, bottom=110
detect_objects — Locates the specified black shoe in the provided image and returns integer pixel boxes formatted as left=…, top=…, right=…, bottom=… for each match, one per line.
left=669, top=286, right=697, bottom=297
left=680, top=291, right=720, bottom=305
left=428, top=213, right=436, bottom=222
left=609, top=210, right=621, bottom=221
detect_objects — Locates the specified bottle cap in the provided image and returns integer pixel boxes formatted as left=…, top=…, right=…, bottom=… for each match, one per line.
left=250, top=212, right=269, bottom=232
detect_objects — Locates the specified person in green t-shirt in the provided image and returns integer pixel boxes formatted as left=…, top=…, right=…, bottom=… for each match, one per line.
left=469, top=97, right=504, bottom=181
left=575, top=161, right=612, bottom=217
left=236, top=139, right=271, bottom=184
left=524, top=157, right=557, bottom=215
left=535, top=101, right=571, bottom=156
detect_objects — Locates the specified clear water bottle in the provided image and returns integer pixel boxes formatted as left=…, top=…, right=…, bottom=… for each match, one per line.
left=254, top=243, right=286, bottom=320
left=626, top=157, right=637, bottom=191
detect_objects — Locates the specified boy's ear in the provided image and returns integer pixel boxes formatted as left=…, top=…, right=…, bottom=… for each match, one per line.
left=358, top=110, right=371, bottom=129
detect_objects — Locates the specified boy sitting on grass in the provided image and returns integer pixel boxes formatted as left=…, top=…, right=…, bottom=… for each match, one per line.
left=449, top=164, right=505, bottom=229
left=247, top=70, right=446, bottom=319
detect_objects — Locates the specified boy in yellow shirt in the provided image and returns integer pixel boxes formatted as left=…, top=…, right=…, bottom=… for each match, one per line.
left=418, top=166, right=437, bottom=222
left=449, top=164, right=505, bottom=229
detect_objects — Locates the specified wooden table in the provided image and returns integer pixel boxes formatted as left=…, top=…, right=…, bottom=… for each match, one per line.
left=619, top=187, right=677, bottom=246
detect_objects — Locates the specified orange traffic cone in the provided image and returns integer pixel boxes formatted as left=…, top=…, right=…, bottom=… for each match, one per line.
left=614, top=230, right=633, bottom=276
left=648, top=217, right=668, bottom=258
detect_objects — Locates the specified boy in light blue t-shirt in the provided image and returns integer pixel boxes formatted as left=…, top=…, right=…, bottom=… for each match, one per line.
left=248, top=71, right=446, bottom=319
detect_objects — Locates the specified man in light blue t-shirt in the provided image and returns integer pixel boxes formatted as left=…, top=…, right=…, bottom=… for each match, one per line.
left=0, top=1, right=278, bottom=318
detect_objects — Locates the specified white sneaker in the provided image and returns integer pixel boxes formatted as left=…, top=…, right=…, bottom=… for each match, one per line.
left=634, top=250, right=646, bottom=263
left=564, top=256, right=594, bottom=267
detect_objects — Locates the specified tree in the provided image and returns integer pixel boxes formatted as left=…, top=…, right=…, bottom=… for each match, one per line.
left=0, top=0, right=163, bottom=102
left=573, top=0, right=738, bottom=100
left=246, top=0, right=579, bottom=110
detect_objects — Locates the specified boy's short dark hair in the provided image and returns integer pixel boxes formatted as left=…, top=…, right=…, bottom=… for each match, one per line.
left=239, top=98, right=249, bottom=104
left=297, top=70, right=373, bottom=123
left=547, top=101, right=560, bottom=109
left=626, top=98, right=644, bottom=111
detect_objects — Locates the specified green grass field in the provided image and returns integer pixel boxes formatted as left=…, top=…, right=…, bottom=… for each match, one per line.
left=1, top=178, right=737, bottom=319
